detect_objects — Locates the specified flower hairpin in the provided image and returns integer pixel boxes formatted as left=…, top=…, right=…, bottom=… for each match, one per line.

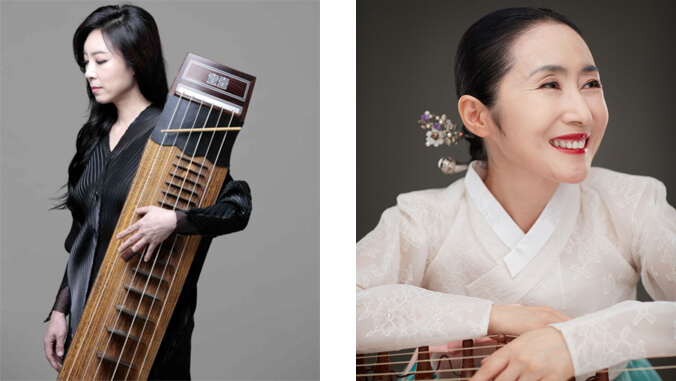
left=418, top=110, right=469, bottom=174
left=419, top=110, right=463, bottom=147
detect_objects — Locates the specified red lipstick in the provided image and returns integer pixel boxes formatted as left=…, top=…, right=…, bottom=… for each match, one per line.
left=549, top=133, right=589, bottom=155
left=552, top=133, right=589, bottom=140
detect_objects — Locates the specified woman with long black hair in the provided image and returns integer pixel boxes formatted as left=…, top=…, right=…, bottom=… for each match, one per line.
left=42, top=4, right=252, bottom=379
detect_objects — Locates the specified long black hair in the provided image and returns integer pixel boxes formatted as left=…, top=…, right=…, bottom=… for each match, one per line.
left=55, top=3, right=168, bottom=210
left=454, top=8, right=583, bottom=161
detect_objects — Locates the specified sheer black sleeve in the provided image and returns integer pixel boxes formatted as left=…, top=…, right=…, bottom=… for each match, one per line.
left=44, top=268, right=70, bottom=322
left=173, top=173, right=252, bottom=237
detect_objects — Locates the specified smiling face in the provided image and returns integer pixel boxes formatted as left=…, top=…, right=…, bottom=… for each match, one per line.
left=483, top=22, right=609, bottom=184
left=82, top=29, right=138, bottom=105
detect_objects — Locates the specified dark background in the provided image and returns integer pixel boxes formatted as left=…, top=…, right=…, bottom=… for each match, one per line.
left=357, top=0, right=676, bottom=377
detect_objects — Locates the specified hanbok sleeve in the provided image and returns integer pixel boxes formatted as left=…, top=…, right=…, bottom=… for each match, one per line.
left=357, top=193, right=494, bottom=354
left=551, top=177, right=676, bottom=376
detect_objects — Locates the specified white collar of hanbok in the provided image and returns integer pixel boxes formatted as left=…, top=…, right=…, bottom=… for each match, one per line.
left=464, top=161, right=576, bottom=278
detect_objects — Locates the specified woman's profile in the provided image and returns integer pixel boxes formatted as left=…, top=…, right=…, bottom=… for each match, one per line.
left=356, top=7, right=675, bottom=380
left=42, top=4, right=252, bottom=378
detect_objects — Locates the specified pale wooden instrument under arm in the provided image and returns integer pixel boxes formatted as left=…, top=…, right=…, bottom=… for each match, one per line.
left=356, top=336, right=609, bottom=381
left=357, top=335, right=676, bottom=380
left=58, top=53, right=255, bottom=380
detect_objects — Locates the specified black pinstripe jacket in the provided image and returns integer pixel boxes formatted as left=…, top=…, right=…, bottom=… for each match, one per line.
left=46, top=104, right=252, bottom=377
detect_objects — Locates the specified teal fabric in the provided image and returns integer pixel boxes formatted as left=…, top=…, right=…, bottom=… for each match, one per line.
left=613, top=359, right=662, bottom=381
left=396, top=359, right=661, bottom=380
left=397, top=361, right=436, bottom=380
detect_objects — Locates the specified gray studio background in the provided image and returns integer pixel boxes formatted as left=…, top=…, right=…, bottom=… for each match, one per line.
left=0, top=1, right=318, bottom=380
left=357, top=0, right=675, bottom=377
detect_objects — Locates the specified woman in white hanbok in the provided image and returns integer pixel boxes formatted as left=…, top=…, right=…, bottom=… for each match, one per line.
left=356, top=8, right=676, bottom=381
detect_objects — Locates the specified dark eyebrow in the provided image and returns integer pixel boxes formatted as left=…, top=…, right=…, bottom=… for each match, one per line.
left=528, top=64, right=598, bottom=77
left=582, top=65, right=599, bottom=73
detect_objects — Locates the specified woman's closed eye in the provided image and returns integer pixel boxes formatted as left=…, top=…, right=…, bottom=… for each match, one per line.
left=82, top=60, right=107, bottom=66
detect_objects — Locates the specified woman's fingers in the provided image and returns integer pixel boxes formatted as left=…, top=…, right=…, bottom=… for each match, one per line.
left=120, top=248, right=139, bottom=262
left=119, top=231, right=145, bottom=262
left=116, top=222, right=139, bottom=240
left=470, top=353, right=509, bottom=381
left=118, top=231, right=143, bottom=254
left=473, top=328, right=574, bottom=381
left=44, top=334, right=59, bottom=371
left=44, top=312, right=67, bottom=372
left=55, top=330, right=65, bottom=363
left=494, top=353, right=544, bottom=381
left=493, top=363, right=525, bottom=381
left=473, top=350, right=528, bottom=381
left=132, top=236, right=148, bottom=253
left=120, top=234, right=158, bottom=262
left=118, top=206, right=177, bottom=262
left=144, top=242, right=158, bottom=262
left=116, top=206, right=155, bottom=240
left=136, top=206, right=150, bottom=216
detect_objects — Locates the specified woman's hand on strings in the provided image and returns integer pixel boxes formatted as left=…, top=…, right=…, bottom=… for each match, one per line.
left=488, top=305, right=572, bottom=337
left=117, top=206, right=177, bottom=262
left=44, top=310, right=68, bottom=372
left=470, top=327, right=574, bottom=381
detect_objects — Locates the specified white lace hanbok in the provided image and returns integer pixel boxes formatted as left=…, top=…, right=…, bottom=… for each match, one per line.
left=357, top=162, right=676, bottom=380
